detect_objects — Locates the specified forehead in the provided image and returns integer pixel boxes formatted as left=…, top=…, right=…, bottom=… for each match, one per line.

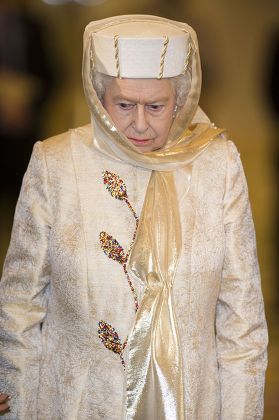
left=106, top=78, right=174, bottom=102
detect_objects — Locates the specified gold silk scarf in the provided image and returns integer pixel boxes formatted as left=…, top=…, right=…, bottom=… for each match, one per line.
left=126, top=171, right=184, bottom=419
left=82, top=15, right=226, bottom=419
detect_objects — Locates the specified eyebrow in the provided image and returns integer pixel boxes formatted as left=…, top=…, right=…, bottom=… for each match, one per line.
left=112, top=95, right=170, bottom=104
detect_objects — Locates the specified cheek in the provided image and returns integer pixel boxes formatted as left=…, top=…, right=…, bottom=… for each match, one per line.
left=116, top=115, right=133, bottom=133
left=156, top=114, right=173, bottom=137
left=105, top=106, right=130, bottom=131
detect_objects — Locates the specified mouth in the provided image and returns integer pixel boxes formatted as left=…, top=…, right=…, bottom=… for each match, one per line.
left=128, top=137, right=153, bottom=146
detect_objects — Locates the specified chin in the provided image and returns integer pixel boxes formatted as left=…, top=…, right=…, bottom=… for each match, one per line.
left=136, top=144, right=157, bottom=153
left=135, top=141, right=164, bottom=153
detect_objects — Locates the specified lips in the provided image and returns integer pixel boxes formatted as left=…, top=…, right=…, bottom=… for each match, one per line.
left=128, top=137, right=152, bottom=145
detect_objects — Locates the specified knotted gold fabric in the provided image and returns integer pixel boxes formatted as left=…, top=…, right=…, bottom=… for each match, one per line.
left=126, top=171, right=184, bottom=419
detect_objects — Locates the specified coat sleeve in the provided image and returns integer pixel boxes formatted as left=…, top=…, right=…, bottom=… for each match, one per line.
left=0, top=141, right=52, bottom=419
left=216, top=140, right=268, bottom=420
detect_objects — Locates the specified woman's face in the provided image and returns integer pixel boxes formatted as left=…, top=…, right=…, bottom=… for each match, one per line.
left=103, top=78, right=176, bottom=152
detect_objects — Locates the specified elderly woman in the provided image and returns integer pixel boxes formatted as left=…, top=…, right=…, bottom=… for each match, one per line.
left=0, top=15, right=268, bottom=420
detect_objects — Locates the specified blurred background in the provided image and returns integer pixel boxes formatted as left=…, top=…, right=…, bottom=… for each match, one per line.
left=0, top=0, right=278, bottom=417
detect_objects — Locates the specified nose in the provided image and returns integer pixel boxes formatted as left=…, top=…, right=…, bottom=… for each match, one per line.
left=133, top=105, right=149, bottom=134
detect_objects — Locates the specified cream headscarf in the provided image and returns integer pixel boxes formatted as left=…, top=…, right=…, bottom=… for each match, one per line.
left=83, top=15, right=225, bottom=420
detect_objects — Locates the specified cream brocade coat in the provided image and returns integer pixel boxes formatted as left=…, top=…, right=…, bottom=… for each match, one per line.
left=0, top=125, right=267, bottom=419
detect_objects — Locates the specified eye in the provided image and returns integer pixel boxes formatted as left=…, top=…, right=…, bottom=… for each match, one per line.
left=118, top=102, right=134, bottom=110
left=146, top=104, right=164, bottom=112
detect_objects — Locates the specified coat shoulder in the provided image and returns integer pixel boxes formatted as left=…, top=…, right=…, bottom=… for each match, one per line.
left=208, top=135, right=234, bottom=157
left=192, top=135, right=240, bottom=192
left=39, top=124, right=92, bottom=157
left=196, top=135, right=233, bottom=169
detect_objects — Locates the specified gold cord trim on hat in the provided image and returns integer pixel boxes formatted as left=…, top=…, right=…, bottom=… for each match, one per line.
left=158, top=36, right=169, bottom=79
left=183, top=42, right=193, bottom=74
left=113, top=34, right=121, bottom=78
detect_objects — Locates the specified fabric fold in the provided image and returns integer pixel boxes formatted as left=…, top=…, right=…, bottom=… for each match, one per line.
left=125, top=171, right=184, bottom=419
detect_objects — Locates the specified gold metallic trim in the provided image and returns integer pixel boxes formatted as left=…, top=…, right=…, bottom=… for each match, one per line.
left=89, top=18, right=191, bottom=38
left=183, top=42, right=193, bottom=73
left=113, top=34, right=121, bottom=78
left=158, top=35, right=169, bottom=79
left=89, top=35, right=96, bottom=74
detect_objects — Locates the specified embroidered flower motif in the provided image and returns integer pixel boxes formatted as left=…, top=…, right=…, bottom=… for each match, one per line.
left=98, top=171, right=140, bottom=368
left=100, top=171, right=139, bottom=311
left=103, top=170, right=128, bottom=201
left=99, top=232, right=127, bottom=264
left=102, top=170, right=139, bottom=226
left=98, top=321, right=127, bottom=368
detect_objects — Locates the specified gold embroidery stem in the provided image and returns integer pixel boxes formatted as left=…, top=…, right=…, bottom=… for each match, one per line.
left=122, top=197, right=140, bottom=312
left=183, top=42, right=193, bottom=73
left=120, top=336, right=129, bottom=369
left=124, top=197, right=139, bottom=260
left=123, top=263, right=139, bottom=312
left=98, top=320, right=126, bottom=368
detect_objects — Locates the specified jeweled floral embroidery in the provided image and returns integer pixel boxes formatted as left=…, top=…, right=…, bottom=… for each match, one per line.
left=98, top=171, right=140, bottom=367
left=99, top=232, right=127, bottom=264
left=103, top=170, right=128, bottom=200
left=100, top=171, right=139, bottom=311
left=103, top=170, right=139, bottom=231
left=98, top=321, right=127, bottom=368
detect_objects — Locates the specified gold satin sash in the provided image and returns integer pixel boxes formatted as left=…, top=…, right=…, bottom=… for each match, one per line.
left=121, top=129, right=225, bottom=420
left=126, top=171, right=185, bottom=419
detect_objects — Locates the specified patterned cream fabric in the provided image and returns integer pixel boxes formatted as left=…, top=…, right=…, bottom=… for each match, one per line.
left=0, top=124, right=268, bottom=419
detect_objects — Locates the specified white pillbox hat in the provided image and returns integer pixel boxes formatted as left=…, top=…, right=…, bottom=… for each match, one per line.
left=88, top=17, right=195, bottom=79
